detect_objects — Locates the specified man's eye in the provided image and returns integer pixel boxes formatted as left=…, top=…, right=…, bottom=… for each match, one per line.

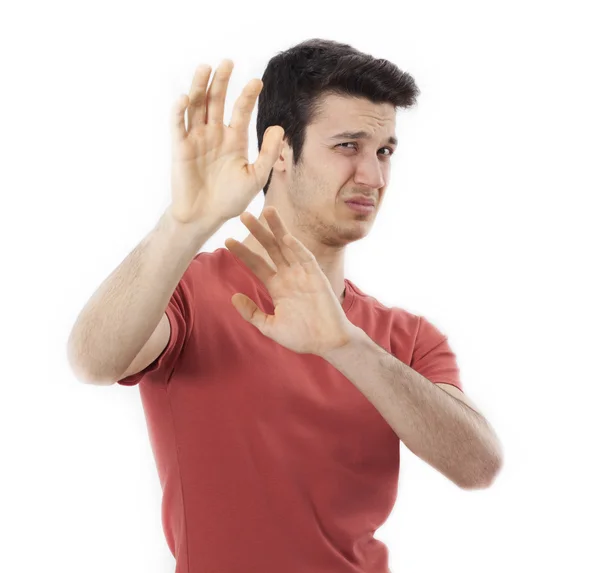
left=337, top=142, right=395, bottom=157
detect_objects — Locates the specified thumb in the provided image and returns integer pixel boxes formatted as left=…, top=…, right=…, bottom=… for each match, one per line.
left=172, top=94, right=189, bottom=144
left=252, top=126, right=285, bottom=187
left=231, top=293, right=268, bottom=330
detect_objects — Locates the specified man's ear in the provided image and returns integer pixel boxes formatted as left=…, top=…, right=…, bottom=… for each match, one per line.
left=272, top=138, right=290, bottom=173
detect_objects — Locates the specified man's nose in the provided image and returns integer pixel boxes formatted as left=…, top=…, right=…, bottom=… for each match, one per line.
left=353, top=156, right=386, bottom=189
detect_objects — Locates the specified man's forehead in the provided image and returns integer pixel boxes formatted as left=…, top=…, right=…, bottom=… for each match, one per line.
left=313, top=93, right=396, bottom=136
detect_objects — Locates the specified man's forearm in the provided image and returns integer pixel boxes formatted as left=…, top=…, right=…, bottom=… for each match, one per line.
left=67, top=209, right=223, bottom=383
left=321, top=325, right=502, bottom=489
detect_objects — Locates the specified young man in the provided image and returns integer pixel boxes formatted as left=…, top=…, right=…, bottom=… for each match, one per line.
left=68, top=38, right=503, bottom=573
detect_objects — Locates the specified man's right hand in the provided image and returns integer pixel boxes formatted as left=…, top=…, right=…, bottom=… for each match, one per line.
left=169, top=59, right=284, bottom=227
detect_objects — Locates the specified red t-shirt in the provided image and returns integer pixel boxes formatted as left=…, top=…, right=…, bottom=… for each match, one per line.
left=118, top=247, right=463, bottom=573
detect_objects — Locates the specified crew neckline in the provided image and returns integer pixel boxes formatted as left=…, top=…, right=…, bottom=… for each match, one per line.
left=217, top=247, right=356, bottom=314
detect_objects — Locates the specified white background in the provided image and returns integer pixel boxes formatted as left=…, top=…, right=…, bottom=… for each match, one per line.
left=2, top=1, right=598, bottom=572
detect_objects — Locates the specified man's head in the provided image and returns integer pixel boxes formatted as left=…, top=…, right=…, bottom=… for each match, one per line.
left=254, top=39, right=420, bottom=249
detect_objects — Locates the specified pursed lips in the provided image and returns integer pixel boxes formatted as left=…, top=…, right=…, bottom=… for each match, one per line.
left=345, top=198, right=375, bottom=206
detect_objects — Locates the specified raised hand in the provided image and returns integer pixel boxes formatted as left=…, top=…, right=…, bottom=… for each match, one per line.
left=224, top=207, right=359, bottom=357
left=169, top=60, right=285, bottom=227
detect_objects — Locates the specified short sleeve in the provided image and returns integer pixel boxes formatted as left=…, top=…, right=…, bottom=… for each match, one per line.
left=409, top=315, right=463, bottom=392
left=117, top=260, right=196, bottom=386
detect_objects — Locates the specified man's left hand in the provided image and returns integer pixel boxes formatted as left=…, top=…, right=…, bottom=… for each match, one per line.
left=224, top=206, right=357, bottom=357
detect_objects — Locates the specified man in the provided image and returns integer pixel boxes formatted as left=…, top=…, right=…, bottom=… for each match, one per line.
left=68, top=38, right=503, bottom=573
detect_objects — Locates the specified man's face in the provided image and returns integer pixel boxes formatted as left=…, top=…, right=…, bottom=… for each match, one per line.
left=285, top=92, right=397, bottom=247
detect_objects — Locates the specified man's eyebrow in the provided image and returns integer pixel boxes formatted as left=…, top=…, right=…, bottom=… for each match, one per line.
left=329, top=130, right=398, bottom=146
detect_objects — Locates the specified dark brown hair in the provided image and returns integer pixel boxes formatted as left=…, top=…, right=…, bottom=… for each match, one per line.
left=256, top=38, right=420, bottom=195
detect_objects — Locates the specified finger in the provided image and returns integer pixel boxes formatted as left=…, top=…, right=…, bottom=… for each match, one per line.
left=239, top=212, right=289, bottom=268
left=187, top=64, right=213, bottom=131
left=280, top=233, right=315, bottom=265
left=262, top=207, right=301, bottom=264
left=206, top=59, right=234, bottom=125
left=172, top=94, right=189, bottom=144
left=231, top=293, right=268, bottom=330
left=229, top=78, right=263, bottom=131
left=225, top=238, right=277, bottom=286
left=251, top=126, right=285, bottom=189
left=262, top=207, right=289, bottom=242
